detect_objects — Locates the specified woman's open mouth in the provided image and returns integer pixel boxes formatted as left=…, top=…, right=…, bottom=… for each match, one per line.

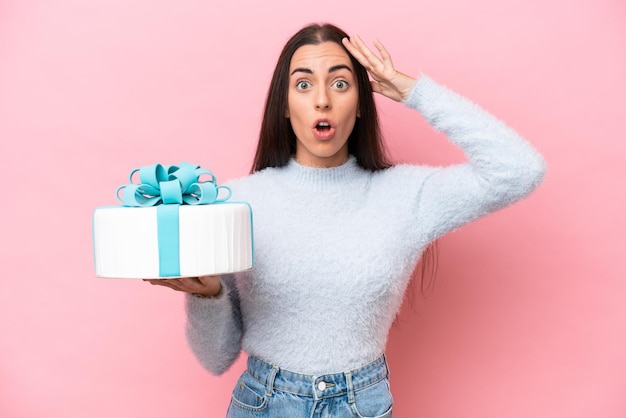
left=312, top=119, right=336, bottom=140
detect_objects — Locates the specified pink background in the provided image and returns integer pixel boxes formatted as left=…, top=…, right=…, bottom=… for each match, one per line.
left=1, top=0, right=624, bottom=417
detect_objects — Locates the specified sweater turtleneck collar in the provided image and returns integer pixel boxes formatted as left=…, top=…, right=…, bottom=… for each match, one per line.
left=281, top=155, right=363, bottom=190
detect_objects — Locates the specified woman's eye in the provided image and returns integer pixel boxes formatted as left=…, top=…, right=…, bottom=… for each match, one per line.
left=296, top=81, right=311, bottom=90
left=333, top=80, right=348, bottom=90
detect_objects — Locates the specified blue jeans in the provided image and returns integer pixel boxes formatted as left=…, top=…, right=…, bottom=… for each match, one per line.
left=226, top=354, right=393, bottom=418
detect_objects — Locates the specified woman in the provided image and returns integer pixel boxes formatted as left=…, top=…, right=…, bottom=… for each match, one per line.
left=147, top=23, right=545, bottom=417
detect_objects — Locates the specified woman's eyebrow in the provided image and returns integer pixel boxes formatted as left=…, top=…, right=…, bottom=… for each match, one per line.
left=328, top=64, right=352, bottom=73
left=290, top=64, right=353, bottom=76
left=290, top=67, right=313, bottom=76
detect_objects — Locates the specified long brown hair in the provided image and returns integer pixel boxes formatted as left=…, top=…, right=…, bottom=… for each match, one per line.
left=252, top=22, right=437, bottom=296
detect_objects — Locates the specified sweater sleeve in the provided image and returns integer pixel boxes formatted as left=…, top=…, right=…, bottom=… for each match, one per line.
left=185, top=274, right=243, bottom=375
left=405, top=75, right=546, bottom=242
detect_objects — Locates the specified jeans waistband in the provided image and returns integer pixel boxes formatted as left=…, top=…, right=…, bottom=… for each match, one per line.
left=246, top=354, right=389, bottom=400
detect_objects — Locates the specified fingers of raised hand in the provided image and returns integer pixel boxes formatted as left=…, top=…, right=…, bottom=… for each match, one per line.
left=342, top=35, right=393, bottom=78
left=342, top=36, right=370, bottom=67
left=372, top=39, right=393, bottom=66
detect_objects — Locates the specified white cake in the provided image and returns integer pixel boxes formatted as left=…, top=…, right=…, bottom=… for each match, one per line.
left=93, top=203, right=253, bottom=279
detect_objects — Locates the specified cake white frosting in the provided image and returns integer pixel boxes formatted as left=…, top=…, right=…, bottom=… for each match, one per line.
left=93, top=203, right=253, bottom=279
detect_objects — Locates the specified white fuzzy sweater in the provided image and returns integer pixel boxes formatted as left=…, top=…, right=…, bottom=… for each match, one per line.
left=185, top=75, right=546, bottom=375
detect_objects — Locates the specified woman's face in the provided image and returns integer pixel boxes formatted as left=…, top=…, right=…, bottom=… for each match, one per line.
left=287, top=41, right=359, bottom=168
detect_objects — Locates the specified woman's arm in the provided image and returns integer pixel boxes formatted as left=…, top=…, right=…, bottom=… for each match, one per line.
left=184, top=274, right=243, bottom=375
left=344, top=36, right=545, bottom=240
left=405, top=76, right=545, bottom=240
left=146, top=275, right=243, bottom=375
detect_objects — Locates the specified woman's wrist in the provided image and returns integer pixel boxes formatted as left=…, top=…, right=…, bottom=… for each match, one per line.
left=191, top=282, right=223, bottom=299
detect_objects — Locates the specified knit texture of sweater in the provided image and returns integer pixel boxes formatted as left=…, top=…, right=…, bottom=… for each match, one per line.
left=185, top=75, right=546, bottom=376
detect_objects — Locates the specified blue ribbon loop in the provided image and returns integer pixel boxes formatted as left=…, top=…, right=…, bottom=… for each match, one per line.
left=116, top=162, right=231, bottom=207
left=115, top=162, right=232, bottom=277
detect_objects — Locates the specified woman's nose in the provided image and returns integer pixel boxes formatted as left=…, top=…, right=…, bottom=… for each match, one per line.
left=315, top=89, right=331, bottom=110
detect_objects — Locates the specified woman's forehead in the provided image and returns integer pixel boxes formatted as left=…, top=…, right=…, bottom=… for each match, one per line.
left=289, top=42, right=353, bottom=72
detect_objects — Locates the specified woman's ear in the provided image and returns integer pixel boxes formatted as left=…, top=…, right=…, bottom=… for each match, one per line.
left=285, top=108, right=289, bottom=118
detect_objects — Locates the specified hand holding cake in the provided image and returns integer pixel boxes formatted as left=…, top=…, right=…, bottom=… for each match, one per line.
left=144, top=275, right=222, bottom=298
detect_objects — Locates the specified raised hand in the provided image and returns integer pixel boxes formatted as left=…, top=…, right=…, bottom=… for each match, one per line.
left=342, top=35, right=418, bottom=102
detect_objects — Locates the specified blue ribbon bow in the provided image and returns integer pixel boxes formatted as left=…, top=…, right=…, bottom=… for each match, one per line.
left=115, top=162, right=231, bottom=277
left=116, top=162, right=231, bottom=207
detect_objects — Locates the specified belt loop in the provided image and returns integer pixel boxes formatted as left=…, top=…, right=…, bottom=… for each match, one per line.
left=382, top=353, right=390, bottom=377
left=265, top=365, right=279, bottom=397
left=345, top=371, right=355, bottom=404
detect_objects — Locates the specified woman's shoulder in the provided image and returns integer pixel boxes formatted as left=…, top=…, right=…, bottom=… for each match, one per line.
left=367, top=162, right=441, bottom=199
left=373, top=162, right=438, bottom=181
left=225, top=166, right=282, bottom=200
left=226, top=165, right=280, bottom=185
